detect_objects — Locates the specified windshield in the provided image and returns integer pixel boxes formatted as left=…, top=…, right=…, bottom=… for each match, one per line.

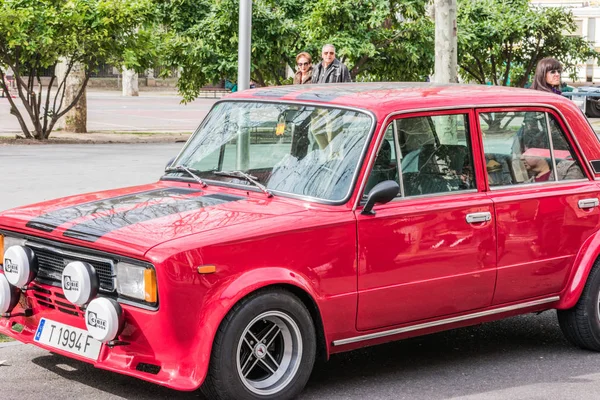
left=167, top=101, right=374, bottom=202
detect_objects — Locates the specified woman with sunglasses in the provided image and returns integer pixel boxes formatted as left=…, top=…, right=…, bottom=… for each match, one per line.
left=531, top=57, right=563, bottom=94
left=293, top=52, right=313, bottom=85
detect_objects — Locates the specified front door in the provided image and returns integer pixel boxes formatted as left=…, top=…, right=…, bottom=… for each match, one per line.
left=356, top=111, right=497, bottom=331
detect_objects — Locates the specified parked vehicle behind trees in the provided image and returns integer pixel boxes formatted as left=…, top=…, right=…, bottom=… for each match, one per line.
left=3, top=83, right=600, bottom=400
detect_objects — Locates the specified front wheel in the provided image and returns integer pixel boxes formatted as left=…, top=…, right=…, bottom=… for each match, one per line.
left=557, top=262, right=600, bottom=351
left=201, top=289, right=317, bottom=400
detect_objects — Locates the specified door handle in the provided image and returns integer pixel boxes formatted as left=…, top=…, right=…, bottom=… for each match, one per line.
left=578, top=198, right=599, bottom=209
left=466, top=212, right=492, bottom=224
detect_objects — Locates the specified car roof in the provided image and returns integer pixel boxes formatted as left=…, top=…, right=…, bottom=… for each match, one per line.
left=227, top=82, right=574, bottom=117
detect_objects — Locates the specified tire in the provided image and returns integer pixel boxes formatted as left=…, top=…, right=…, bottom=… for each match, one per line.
left=557, top=261, right=600, bottom=351
left=201, top=289, right=317, bottom=400
left=586, top=98, right=600, bottom=118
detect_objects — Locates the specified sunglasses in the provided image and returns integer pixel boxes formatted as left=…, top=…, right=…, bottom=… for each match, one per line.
left=323, top=51, right=335, bottom=55
left=297, top=62, right=310, bottom=67
left=548, top=69, right=562, bottom=75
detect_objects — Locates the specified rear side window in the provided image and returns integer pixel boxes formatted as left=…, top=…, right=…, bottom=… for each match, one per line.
left=478, top=111, right=585, bottom=187
left=365, top=114, right=476, bottom=196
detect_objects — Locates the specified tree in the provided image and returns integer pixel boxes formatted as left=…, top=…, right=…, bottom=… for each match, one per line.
left=159, top=0, right=303, bottom=101
left=0, top=0, right=157, bottom=139
left=160, top=0, right=434, bottom=102
left=457, top=0, right=598, bottom=87
left=299, top=0, right=433, bottom=82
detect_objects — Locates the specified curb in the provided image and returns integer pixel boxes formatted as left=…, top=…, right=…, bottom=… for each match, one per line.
left=0, top=133, right=192, bottom=145
left=0, top=341, right=23, bottom=348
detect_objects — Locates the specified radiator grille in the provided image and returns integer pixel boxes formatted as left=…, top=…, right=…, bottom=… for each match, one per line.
left=27, top=242, right=115, bottom=292
left=31, top=284, right=85, bottom=317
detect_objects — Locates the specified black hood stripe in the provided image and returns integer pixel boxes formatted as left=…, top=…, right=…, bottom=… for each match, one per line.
left=26, top=188, right=202, bottom=233
left=63, top=194, right=243, bottom=242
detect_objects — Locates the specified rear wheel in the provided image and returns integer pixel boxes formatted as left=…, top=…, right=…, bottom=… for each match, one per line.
left=201, top=289, right=316, bottom=400
left=557, top=261, right=600, bottom=351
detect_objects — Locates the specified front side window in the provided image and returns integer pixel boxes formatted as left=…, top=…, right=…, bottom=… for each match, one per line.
left=479, top=111, right=585, bottom=187
left=366, top=114, right=476, bottom=196
left=168, top=101, right=374, bottom=202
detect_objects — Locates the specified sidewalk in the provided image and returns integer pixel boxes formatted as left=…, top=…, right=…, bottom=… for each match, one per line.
left=0, top=131, right=192, bottom=144
left=0, top=88, right=218, bottom=143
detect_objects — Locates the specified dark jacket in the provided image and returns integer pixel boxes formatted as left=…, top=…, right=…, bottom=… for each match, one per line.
left=311, top=59, right=352, bottom=84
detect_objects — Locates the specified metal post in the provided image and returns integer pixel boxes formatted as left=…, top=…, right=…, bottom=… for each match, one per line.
left=434, top=0, right=457, bottom=84
left=236, top=0, right=252, bottom=170
left=237, top=0, right=252, bottom=92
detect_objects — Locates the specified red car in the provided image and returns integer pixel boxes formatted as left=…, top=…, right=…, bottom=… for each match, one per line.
left=2, top=83, right=600, bottom=400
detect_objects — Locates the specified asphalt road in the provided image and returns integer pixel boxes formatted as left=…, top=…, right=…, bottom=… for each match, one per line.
left=2, top=144, right=600, bottom=399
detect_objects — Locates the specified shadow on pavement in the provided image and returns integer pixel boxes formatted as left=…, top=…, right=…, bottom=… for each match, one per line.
left=31, top=353, right=205, bottom=400
left=301, top=312, right=599, bottom=399
left=26, top=312, right=600, bottom=400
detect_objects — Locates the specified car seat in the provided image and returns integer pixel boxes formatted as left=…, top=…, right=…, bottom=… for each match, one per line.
left=403, top=144, right=468, bottom=196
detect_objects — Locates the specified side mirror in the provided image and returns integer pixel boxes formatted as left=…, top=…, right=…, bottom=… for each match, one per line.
left=165, top=157, right=176, bottom=171
left=361, top=180, right=399, bottom=215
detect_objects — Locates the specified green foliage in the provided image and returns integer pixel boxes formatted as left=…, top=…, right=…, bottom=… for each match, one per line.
left=160, top=0, right=302, bottom=101
left=0, top=0, right=158, bottom=139
left=457, top=0, right=598, bottom=87
left=300, top=0, right=433, bottom=81
left=161, top=0, right=434, bottom=102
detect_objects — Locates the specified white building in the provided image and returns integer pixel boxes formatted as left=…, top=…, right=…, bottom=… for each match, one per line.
left=530, top=0, right=600, bottom=82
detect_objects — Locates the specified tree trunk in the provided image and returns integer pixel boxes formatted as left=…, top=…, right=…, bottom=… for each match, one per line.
left=56, top=60, right=87, bottom=133
left=122, top=68, right=139, bottom=96
left=433, top=0, right=458, bottom=84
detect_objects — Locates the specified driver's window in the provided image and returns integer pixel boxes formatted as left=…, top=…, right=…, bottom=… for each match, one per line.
left=365, top=114, right=474, bottom=197
left=399, top=114, right=475, bottom=196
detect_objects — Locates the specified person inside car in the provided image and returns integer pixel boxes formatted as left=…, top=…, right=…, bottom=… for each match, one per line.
left=521, top=129, right=585, bottom=182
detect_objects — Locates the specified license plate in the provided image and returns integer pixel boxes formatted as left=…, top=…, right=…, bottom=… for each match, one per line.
left=34, top=318, right=102, bottom=361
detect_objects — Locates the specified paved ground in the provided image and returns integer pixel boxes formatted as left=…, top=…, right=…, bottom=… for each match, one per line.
left=2, top=89, right=600, bottom=146
left=0, top=143, right=183, bottom=210
left=1, top=144, right=600, bottom=399
left=0, top=89, right=219, bottom=143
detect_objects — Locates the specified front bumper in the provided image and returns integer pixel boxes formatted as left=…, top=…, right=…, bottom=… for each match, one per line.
left=0, top=280, right=204, bottom=391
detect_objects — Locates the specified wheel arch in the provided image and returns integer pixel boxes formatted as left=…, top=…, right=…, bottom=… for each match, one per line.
left=558, top=229, right=600, bottom=309
left=190, top=268, right=329, bottom=388
left=271, top=283, right=328, bottom=363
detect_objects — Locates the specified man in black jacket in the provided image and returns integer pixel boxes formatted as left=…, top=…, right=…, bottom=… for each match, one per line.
left=311, top=44, right=352, bottom=84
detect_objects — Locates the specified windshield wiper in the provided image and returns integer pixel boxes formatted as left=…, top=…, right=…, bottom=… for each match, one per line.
left=213, top=170, right=273, bottom=198
left=165, top=165, right=207, bottom=187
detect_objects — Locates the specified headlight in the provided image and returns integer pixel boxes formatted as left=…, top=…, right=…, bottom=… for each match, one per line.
left=116, top=262, right=157, bottom=303
left=0, top=234, right=27, bottom=263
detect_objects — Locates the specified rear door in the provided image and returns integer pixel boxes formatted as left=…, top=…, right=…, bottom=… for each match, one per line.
left=356, top=110, right=497, bottom=331
left=477, top=108, right=600, bottom=304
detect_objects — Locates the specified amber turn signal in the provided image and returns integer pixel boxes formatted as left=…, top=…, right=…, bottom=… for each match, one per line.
left=144, top=269, right=157, bottom=303
left=197, top=265, right=216, bottom=274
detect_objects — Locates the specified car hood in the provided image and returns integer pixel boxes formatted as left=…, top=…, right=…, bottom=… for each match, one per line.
left=0, top=182, right=307, bottom=258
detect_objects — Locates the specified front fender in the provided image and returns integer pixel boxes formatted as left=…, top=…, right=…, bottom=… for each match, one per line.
left=188, top=267, right=324, bottom=386
left=558, top=229, right=600, bottom=309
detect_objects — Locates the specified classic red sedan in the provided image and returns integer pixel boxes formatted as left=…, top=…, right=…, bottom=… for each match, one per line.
left=2, top=83, right=600, bottom=400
